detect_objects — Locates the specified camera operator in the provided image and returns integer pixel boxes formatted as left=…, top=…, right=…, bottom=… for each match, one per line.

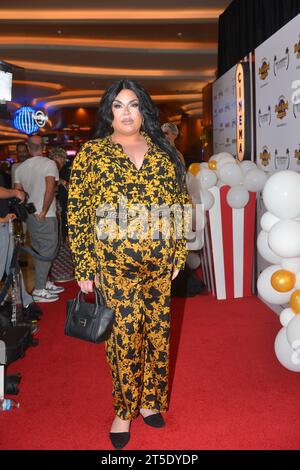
left=14, top=135, right=64, bottom=302
left=0, top=176, right=40, bottom=316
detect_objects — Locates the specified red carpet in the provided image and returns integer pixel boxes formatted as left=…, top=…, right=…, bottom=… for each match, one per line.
left=1, top=281, right=300, bottom=450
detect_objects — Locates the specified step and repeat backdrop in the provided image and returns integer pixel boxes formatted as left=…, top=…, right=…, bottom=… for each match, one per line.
left=255, top=13, right=300, bottom=173
left=209, top=13, right=300, bottom=305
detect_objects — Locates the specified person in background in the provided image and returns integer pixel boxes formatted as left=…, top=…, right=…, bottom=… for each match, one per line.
left=11, top=142, right=30, bottom=267
left=48, top=147, right=74, bottom=282
left=48, top=148, right=71, bottom=242
left=11, top=142, right=29, bottom=187
left=161, top=122, right=185, bottom=167
left=0, top=161, right=12, bottom=188
left=0, top=179, right=41, bottom=319
left=14, top=135, right=64, bottom=302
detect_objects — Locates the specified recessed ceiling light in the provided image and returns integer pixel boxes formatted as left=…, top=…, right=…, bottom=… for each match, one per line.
left=177, top=32, right=183, bottom=37
left=57, top=30, right=62, bottom=35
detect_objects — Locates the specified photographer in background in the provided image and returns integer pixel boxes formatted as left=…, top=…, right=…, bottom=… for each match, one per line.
left=0, top=177, right=40, bottom=317
left=14, top=135, right=64, bottom=302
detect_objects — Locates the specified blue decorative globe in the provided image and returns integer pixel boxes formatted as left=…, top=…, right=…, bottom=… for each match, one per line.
left=13, top=106, right=39, bottom=135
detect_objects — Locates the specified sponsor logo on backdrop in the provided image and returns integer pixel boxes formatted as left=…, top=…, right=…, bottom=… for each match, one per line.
left=274, top=47, right=290, bottom=76
left=259, top=58, right=270, bottom=81
left=258, top=105, right=272, bottom=127
left=225, top=138, right=231, bottom=147
left=259, top=146, right=271, bottom=167
left=294, top=36, right=300, bottom=62
left=292, top=80, right=300, bottom=105
left=218, top=90, right=223, bottom=99
left=293, top=101, right=300, bottom=118
left=292, top=80, right=300, bottom=118
left=275, top=95, right=289, bottom=120
left=295, top=145, right=300, bottom=165
left=274, top=148, right=290, bottom=170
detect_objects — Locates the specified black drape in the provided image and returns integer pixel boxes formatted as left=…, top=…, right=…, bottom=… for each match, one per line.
left=218, top=0, right=300, bottom=77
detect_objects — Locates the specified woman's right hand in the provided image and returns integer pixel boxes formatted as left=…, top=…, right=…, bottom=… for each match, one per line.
left=77, top=280, right=94, bottom=293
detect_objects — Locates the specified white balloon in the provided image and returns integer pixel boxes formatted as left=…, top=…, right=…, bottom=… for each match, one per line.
left=218, top=162, right=243, bottom=186
left=226, top=186, right=249, bottom=209
left=239, top=160, right=257, bottom=174
left=281, top=258, right=300, bottom=274
left=186, top=251, right=201, bottom=269
left=260, top=212, right=280, bottom=232
left=280, top=308, right=295, bottom=327
left=217, top=152, right=234, bottom=160
left=187, top=231, right=204, bottom=251
left=200, top=189, right=215, bottom=211
left=257, top=230, right=282, bottom=264
left=269, top=220, right=300, bottom=258
left=192, top=205, right=206, bottom=231
left=217, top=155, right=236, bottom=170
left=257, top=265, right=293, bottom=304
left=244, top=169, right=267, bottom=192
left=197, top=168, right=217, bottom=189
left=274, top=328, right=300, bottom=372
left=263, top=171, right=300, bottom=219
left=186, top=174, right=200, bottom=198
left=200, top=162, right=209, bottom=169
left=208, top=154, right=222, bottom=162
left=295, top=272, right=300, bottom=289
left=286, top=314, right=300, bottom=351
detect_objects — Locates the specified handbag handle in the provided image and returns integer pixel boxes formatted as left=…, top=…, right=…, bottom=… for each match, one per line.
left=75, top=286, right=106, bottom=311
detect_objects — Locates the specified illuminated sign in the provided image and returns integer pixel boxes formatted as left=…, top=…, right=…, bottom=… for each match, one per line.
left=236, top=62, right=251, bottom=162
left=13, top=107, right=48, bottom=135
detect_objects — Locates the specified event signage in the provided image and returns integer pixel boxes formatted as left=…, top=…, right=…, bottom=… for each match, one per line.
left=236, top=62, right=251, bottom=161
left=213, top=61, right=252, bottom=160
left=255, top=13, right=300, bottom=172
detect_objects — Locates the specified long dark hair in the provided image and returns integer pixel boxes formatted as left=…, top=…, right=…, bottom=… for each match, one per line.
left=94, top=80, right=185, bottom=191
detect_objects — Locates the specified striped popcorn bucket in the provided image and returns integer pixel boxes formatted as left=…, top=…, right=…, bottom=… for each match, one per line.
left=200, top=185, right=256, bottom=300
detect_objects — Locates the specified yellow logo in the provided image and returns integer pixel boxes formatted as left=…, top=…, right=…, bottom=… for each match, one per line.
left=260, top=147, right=271, bottom=167
left=295, top=40, right=300, bottom=60
left=275, top=96, right=289, bottom=119
left=259, top=59, right=270, bottom=80
left=295, top=147, right=300, bottom=165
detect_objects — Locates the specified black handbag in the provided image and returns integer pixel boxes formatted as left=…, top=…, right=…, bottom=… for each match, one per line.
left=65, top=287, right=114, bottom=343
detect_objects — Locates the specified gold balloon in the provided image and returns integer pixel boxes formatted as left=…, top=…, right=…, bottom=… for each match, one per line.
left=208, top=160, right=217, bottom=170
left=290, top=290, right=300, bottom=314
left=271, top=269, right=296, bottom=292
left=188, top=163, right=201, bottom=176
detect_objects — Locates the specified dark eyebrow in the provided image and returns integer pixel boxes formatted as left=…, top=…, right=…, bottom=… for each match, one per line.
left=113, top=99, right=139, bottom=104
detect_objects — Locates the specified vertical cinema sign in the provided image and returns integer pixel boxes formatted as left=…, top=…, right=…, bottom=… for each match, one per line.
left=236, top=62, right=251, bottom=161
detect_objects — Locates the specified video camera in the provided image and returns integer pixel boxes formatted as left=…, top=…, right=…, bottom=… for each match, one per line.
left=8, top=197, right=36, bottom=222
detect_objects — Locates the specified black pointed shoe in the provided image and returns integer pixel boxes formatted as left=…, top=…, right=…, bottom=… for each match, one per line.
left=142, top=412, right=165, bottom=428
left=109, top=432, right=130, bottom=449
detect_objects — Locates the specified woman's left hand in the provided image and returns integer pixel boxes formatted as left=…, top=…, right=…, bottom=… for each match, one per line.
left=171, top=268, right=180, bottom=280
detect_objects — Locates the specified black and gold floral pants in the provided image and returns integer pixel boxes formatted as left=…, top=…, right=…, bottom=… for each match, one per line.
left=96, top=235, right=174, bottom=421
